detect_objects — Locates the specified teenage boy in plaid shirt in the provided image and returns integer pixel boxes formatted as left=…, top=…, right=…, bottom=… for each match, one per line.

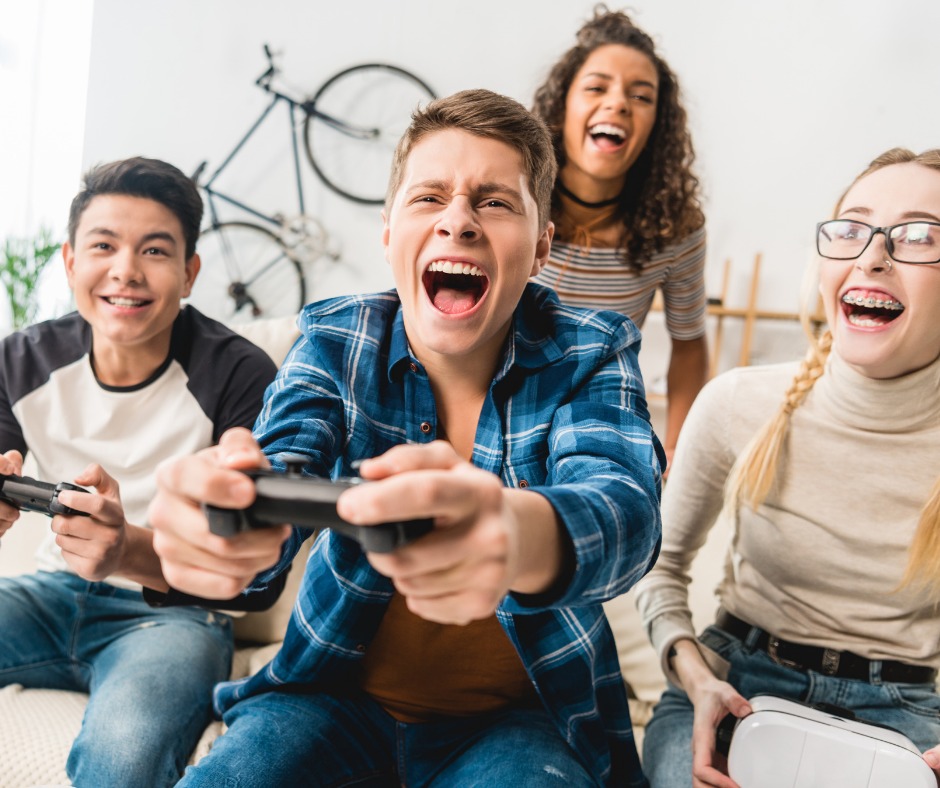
left=147, top=89, right=664, bottom=788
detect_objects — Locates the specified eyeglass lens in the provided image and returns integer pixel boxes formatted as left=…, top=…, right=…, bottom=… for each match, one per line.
left=818, top=220, right=940, bottom=263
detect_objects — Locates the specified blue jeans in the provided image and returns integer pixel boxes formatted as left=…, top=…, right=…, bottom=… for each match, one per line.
left=178, top=687, right=598, bottom=788
left=642, top=624, right=940, bottom=787
left=0, top=571, right=233, bottom=788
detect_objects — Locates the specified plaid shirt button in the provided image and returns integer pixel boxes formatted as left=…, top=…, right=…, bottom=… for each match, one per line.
left=420, top=422, right=431, bottom=433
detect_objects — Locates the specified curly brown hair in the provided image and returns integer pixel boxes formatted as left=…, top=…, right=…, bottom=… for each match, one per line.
left=533, top=5, right=704, bottom=270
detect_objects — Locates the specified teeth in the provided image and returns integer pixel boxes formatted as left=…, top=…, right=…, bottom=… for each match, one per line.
left=589, top=123, right=626, bottom=139
left=107, top=297, right=146, bottom=307
left=847, top=313, right=882, bottom=327
left=426, top=261, right=485, bottom=276
left=841, top=293, right=904, bottom=311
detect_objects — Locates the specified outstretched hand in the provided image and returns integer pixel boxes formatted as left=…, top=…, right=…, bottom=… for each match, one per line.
left=0, top=450, right=23, bottom=537
left=337, top=440, right=561, bottom=626
left=148, top=427, right=291, bottom=599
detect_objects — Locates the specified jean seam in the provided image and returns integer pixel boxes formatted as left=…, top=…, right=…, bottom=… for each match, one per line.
left=0, top=657, right=74, bottom=677
left=885, top=682, right=940, bottom=719
left=69, top=590, right=86, bottom=685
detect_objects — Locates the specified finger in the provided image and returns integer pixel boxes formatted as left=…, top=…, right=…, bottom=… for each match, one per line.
left=392, top=562, right=508, bottom=605
left=160, top=560, right=260, bottom=601
left=150, top=490, right=290, bottom=559
left=358, top=441, right=463, bottom=480
left=155, top=453, right=257, bottom=511
left=692, top=723, right=740, bottom=788
left=0, top=501, right=20, bottom=523
left=53, top=515, right=117, bottom=542
left=402, top=587, right=500, bottom=626
left=217, top=428, right=270, bottom=470
left=72, top=464, right=120, bottom=498
left=338, top=465, right=501, bottom=526
left=55, top=491, right=122, bottom=526
left=0, top=450, right=23, bottom=477
left=151, top=527, right=285, bottom=579
left=922, top=745, right=940, bottom=773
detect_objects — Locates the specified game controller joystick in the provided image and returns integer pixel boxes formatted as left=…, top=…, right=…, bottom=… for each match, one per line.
left=204, top=454, right=434, bottom=553
left=0, top=474, right=91, bottom=517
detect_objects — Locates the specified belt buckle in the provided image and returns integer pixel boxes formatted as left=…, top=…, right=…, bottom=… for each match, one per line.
left=821, top=648, right=841, bottom=676
left=767, top=637, right=801, bottom=670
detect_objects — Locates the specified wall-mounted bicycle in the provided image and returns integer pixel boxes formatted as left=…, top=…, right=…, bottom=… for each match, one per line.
left=188, top=45, right=436, bottom=321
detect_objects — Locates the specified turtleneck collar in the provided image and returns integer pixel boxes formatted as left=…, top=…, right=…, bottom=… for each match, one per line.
left=814, top=347, right=940, bottom=433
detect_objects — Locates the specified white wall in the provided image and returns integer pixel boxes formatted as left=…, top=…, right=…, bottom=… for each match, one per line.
left=0, top=0, right=94, bottom=327
left=80, top=0, right=940, bottom=372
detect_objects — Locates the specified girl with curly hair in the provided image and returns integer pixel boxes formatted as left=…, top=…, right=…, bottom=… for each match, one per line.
left=533, top=6, right=707, bottom=471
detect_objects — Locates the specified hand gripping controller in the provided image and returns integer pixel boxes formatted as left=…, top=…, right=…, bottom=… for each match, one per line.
left=204, top=455, right=434, bottom=553
left=0, top=474, right=91, bottom=517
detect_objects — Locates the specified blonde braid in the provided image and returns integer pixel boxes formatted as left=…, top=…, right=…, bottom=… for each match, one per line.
left=722, top=331, right=833, bottom=516
left=901, top=478, right=940, bottom=594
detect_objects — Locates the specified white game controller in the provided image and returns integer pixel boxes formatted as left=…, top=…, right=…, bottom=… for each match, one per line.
left=726, top=695, right=935, bottom=788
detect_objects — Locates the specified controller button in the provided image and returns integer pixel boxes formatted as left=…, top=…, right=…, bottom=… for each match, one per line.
left=519, top=480, right=529, bottom=488
left=409, top=362, right=418, bottom=373
left=420, top=422, right=432, bottom=434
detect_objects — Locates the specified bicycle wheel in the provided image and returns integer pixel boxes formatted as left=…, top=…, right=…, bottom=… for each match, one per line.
left=304, top=64, right=436, bottom=205
left=187, top=221, right=306, bottom=323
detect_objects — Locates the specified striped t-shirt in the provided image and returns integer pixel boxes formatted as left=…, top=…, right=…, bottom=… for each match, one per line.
left=534, top=226, right=707, bottom=340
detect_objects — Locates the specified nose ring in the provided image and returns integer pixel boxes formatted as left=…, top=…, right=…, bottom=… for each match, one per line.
left=884, top=258, right=892, bottom=271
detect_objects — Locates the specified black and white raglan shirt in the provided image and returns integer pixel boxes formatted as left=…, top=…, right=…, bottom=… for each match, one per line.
left=0, top=306, right=279, bottom=589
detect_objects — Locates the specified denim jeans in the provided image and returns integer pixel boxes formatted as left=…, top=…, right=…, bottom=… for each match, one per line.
left=642, top=624, right=940, bottom=788
left=0, top=571, right=234, bottom=788
left=178, top=686, right=598, bottom=788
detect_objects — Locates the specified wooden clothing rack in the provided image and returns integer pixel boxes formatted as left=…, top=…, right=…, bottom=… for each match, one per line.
left=651, top=254, right=827, bottom=378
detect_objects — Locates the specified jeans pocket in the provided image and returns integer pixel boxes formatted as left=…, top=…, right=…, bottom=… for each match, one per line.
left=887, top=683, right=940, bottom=719
left=698, top=625, right=740, bottom=661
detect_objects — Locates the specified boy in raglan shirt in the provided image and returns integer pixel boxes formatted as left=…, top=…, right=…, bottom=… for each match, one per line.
left=0, top=157, right=277, bottom=787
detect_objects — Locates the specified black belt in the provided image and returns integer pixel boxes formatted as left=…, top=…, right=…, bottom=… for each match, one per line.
left=715, top=609, right=936, bottom=685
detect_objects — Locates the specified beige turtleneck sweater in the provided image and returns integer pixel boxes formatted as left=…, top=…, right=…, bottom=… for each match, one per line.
left=635, top=351, right=940, bottom=686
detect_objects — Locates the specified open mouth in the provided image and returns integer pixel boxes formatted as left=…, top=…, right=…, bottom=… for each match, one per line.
left=422, top=261, right=489, bottom=316
left=102, top=296, right=153, bottom=309
left=840, top=288, right=904, bottom=328
left=589, top=123, right=628, bottom=152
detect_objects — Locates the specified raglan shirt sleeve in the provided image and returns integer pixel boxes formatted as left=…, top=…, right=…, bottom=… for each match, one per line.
left=0, top=341, right=28, bottom=457
left=211, top=339, right=280, bottom=439
left=501, top=321, right=665, bottom=615
left=660, top=227, right=708, bottom=341
left=633, top=371, right=738, bottom=686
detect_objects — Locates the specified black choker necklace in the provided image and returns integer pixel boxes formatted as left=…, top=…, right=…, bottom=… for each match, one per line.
left=557, top=180, right=620, bottom=208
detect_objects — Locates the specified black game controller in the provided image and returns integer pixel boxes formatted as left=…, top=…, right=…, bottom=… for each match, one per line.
left=204, top=455, right=434, bottom=553
left=0, top=474, right=91, bottom=517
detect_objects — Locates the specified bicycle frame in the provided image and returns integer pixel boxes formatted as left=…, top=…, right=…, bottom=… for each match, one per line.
left=200, top=59, right=378, bottom=233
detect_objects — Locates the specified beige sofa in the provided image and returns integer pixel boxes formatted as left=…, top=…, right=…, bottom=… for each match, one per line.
left=0, top=315, right=730, bottom=787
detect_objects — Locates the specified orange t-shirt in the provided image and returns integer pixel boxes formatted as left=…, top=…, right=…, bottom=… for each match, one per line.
left=357, top=592, right=539, bottom=723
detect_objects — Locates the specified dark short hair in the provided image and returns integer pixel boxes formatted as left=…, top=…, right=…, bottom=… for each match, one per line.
left=68, top=157, right=203, bottom=259
left=386, top=89, right=557, bottom=229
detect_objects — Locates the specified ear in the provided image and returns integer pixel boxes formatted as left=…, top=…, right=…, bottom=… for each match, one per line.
left=382, top=210, right=391, bottom=265
left=528, top=221, right=555, bottom=278
left=181, top=253, right=201, bottom=298
left=62, top=240, right=77, bottom=291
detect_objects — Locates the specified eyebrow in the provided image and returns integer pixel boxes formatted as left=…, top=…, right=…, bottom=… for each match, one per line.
left=84, top=228, right=177, bottom=246
left=406, top=180, right=526, bottom=206
left=581, top=72, right=656, bottom=89
left=839, top=207, right=940, bottom=223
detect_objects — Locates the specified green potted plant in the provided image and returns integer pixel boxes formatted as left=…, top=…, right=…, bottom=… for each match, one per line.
left=1, top=228, right=61, bottom=330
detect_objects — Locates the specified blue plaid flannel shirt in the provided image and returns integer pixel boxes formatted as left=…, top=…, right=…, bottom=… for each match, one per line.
left=216, top=283, right=663, bottom=788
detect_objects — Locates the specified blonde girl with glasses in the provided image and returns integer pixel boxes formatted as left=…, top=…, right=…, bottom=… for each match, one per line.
left=635, top=149, right=940, bottom=788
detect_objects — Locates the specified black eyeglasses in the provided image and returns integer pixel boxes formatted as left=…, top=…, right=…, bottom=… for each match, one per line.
left=817, top=220, right=940, bottom=264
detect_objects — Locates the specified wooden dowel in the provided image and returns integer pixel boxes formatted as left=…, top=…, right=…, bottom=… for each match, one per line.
left=739, top=254, right=761, bottom=367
